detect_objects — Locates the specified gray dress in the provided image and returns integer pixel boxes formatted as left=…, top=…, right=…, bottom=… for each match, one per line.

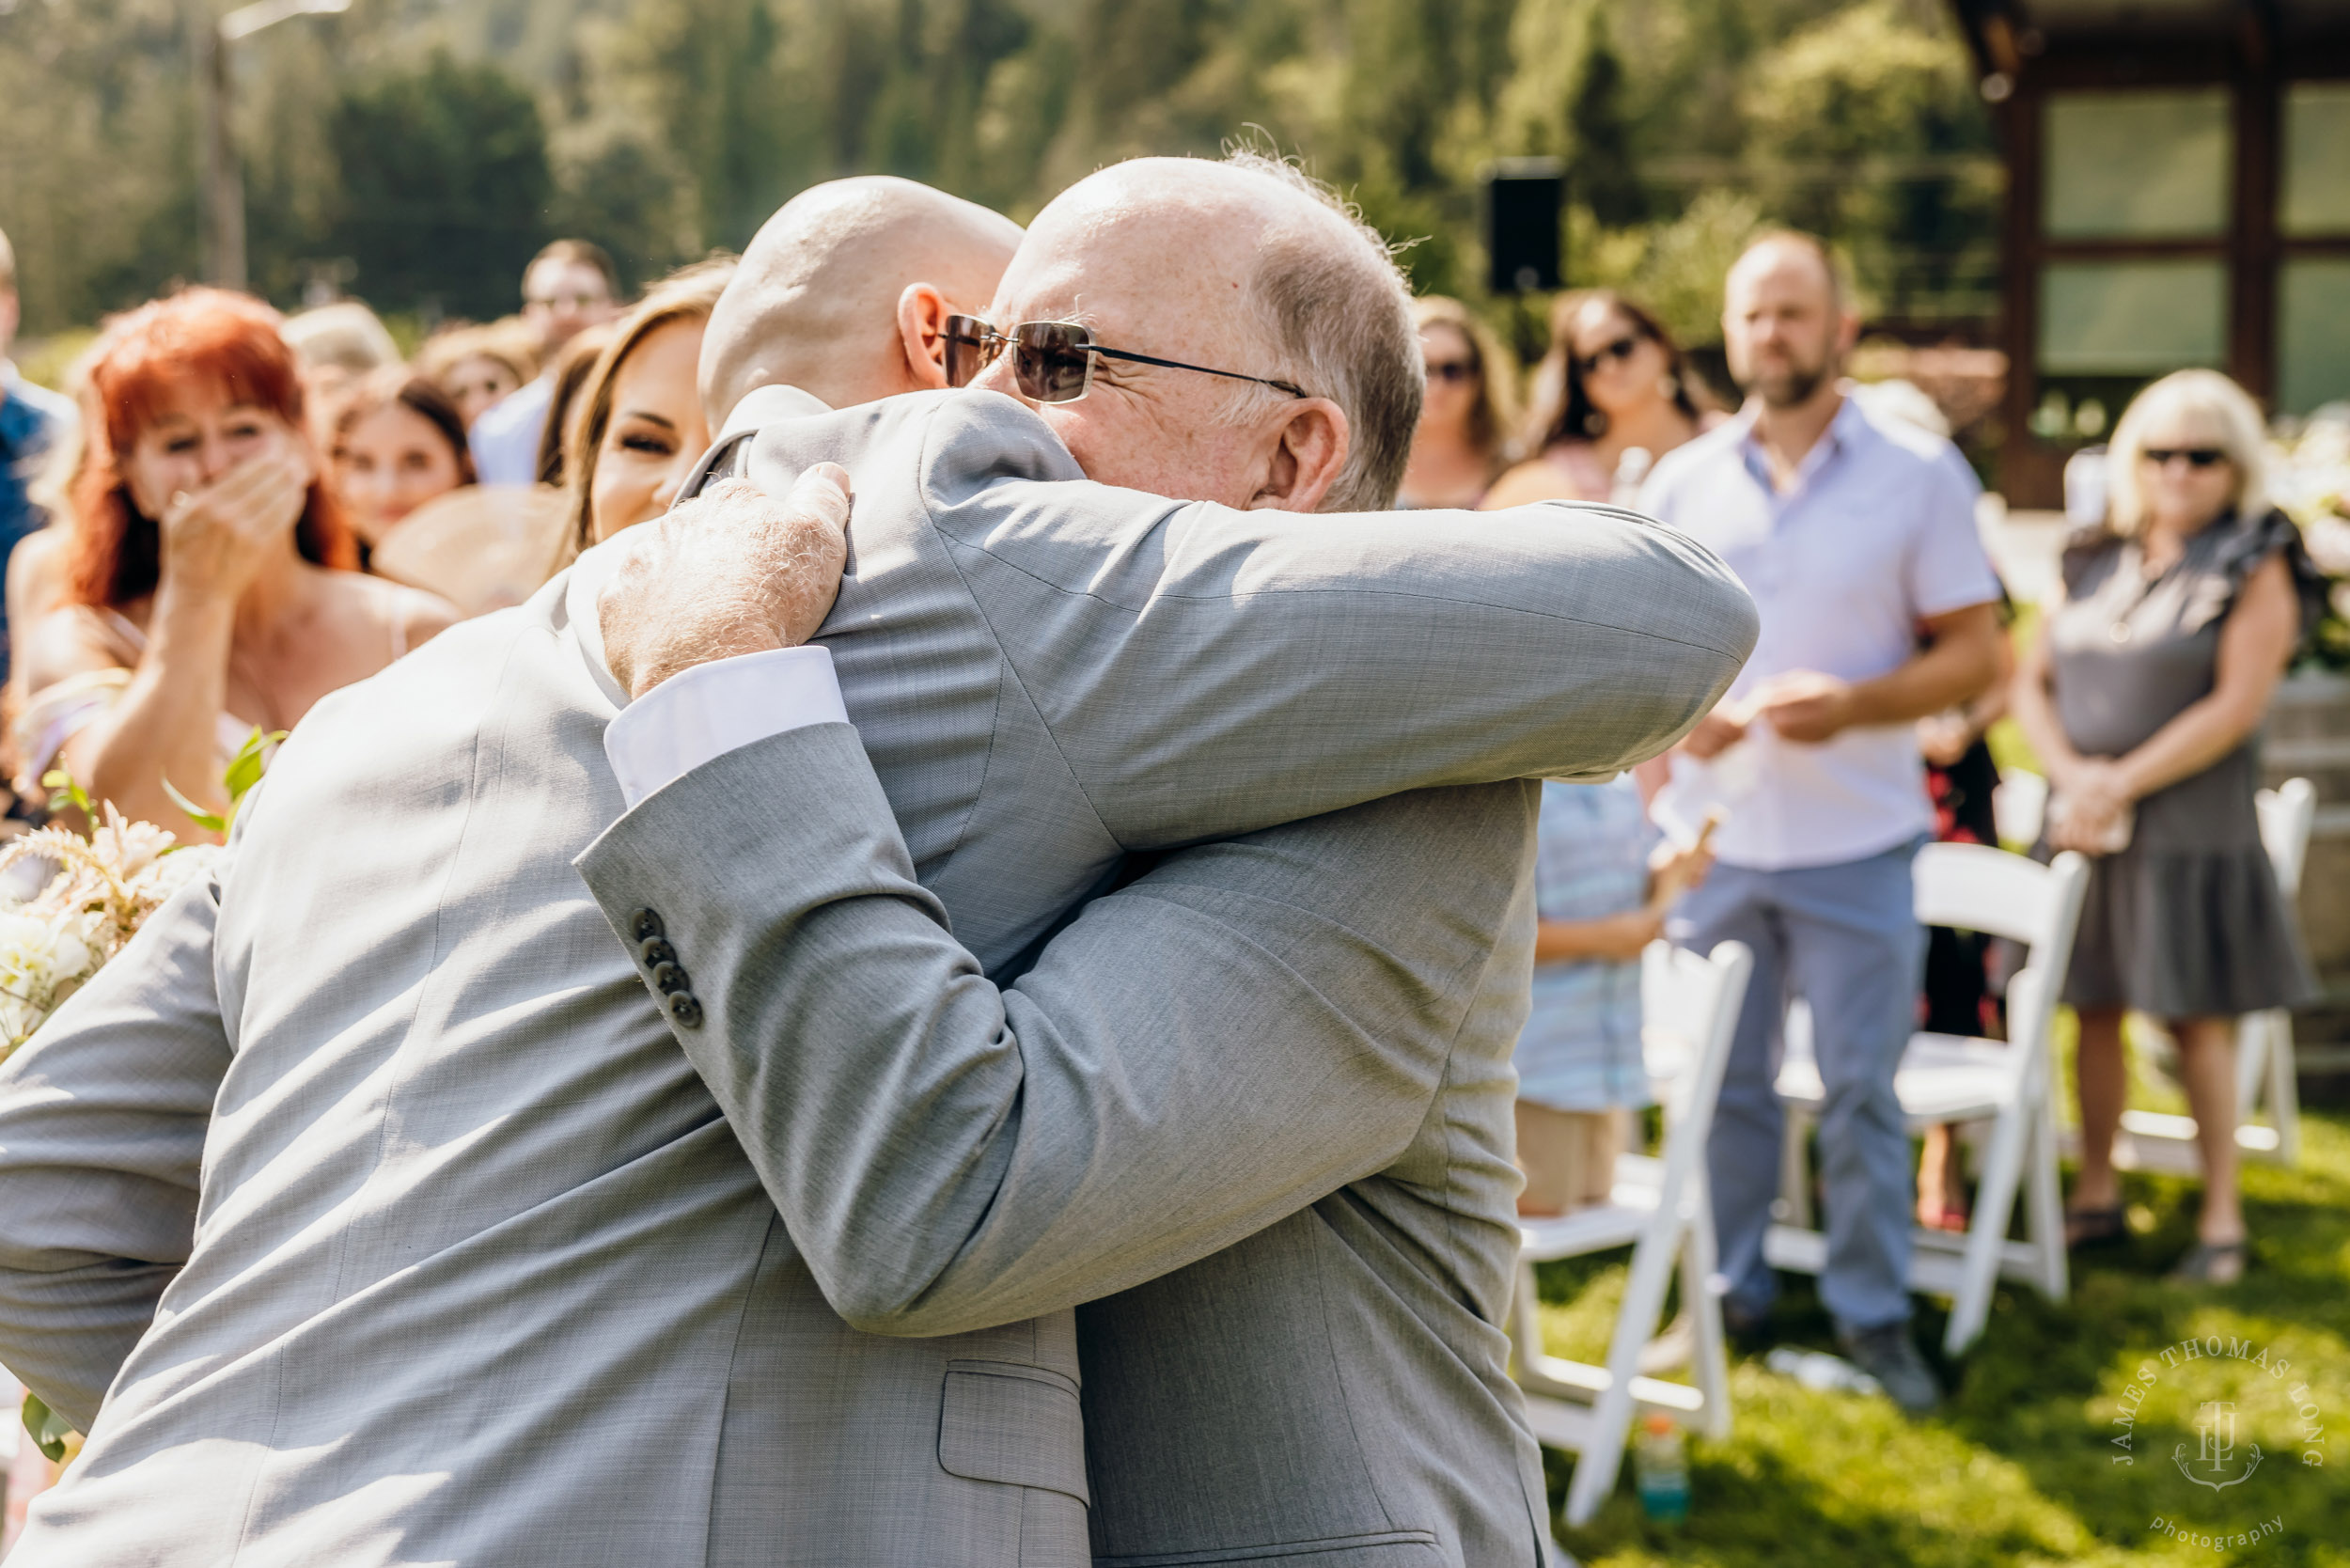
left=2046, top=508, right=2322, bottom=1017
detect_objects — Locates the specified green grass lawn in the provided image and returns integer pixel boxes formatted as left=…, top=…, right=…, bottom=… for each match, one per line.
left=1532, top=1095, right=2350, bottom=1565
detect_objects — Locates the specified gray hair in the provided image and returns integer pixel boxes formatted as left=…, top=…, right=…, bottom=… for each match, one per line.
left=1219, top=151, right=1421, bottom=512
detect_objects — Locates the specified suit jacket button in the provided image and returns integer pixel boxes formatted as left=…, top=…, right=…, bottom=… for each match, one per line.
left=650, top=961, right=689, bottom=996
left=639, top=937, right=678, bottom=969
left=666, top=992, right=703, bottom=1028
left=629, top=908, right=666, bottom=943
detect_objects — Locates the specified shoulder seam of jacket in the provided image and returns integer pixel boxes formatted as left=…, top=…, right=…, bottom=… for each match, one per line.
left=915, top=407, right=1120, bottom=849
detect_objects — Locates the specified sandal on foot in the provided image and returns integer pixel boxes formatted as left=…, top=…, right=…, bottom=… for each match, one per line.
left=1919, top=1201, right=1972, bottom=1234
left=2166, top=1239, right=2248, bottom=1285
left=2064, top=1204, right=2126, bottom=1247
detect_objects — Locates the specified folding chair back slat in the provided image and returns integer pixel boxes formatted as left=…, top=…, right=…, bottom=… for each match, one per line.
left=1517, top=939, right=1752, bottom=1529
left=2256, top=778, right=2316, bottom=898
left=1770, top=844, right=2089, bottom=1356
left=1911, top=841, right=2075, bottom=949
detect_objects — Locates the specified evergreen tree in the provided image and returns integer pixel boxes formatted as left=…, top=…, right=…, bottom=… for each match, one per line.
left=326, top=53, right=555, bottom=319
left=1567, top=6, right=1643, bottom=227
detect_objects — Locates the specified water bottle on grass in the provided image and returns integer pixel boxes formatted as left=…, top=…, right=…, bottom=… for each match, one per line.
left=1633, top=1412, right=1688, bottom=1525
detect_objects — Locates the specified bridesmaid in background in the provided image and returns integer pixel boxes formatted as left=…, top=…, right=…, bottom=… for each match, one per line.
left=1394, top=296, right=1516, bottom=510
left=1484, top=290, right=1714, bottom=509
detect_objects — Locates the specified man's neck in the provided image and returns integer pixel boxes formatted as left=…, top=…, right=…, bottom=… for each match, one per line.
left=1748, top=384, right=1843, bottom=494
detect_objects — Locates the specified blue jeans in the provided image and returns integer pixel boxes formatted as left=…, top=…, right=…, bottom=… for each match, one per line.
left=1670, top=839, right=1927, bottom=1332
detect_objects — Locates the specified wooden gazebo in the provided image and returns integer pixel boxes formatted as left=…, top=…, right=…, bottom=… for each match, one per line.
left=1950, top=0, right=2350, bottom=505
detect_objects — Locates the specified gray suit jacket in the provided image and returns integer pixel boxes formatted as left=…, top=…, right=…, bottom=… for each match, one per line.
left=0, top=389, right=1752, bottom=1566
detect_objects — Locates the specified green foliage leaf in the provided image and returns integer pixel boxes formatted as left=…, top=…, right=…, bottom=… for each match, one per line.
left=22, top=1391, right=73, bottom=1463
left=162, top=729, right=283, bottom=838
left=160, top=776, right=229, bottom=838
left=223, top=729, right=286, bottom=808
left=39, top=769, right=91, bottom=821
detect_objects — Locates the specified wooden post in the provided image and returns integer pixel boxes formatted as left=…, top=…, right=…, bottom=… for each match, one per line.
left=2231, top=3, right=2280, bottom=405
left=195, top=6, right=245, bottom=290
left=1998, top=80, right=2054, bottom=506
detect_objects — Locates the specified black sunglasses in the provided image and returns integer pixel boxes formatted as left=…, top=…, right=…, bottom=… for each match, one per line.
left=1574, top=333, right=1644, bottom=377
left=2141, top=447, right=2228, bottom=468
left=943, top=315, right=1308, bottom=404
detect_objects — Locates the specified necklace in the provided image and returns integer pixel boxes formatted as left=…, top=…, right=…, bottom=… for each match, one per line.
left=2107, top=538, right=2190, bottom=645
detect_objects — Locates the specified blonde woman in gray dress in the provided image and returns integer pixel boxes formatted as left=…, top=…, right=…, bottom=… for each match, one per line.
left=2012, top=369, right=2323, bottom=1284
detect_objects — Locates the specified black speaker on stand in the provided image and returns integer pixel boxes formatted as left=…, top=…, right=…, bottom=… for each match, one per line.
left=1482, top=158, right=1564, bottom=295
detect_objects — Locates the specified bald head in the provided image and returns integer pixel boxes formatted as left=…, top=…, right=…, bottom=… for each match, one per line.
left=982, top=153, right=1418, bottom=512
left=1723, top=229, right=1856, bottom=411
left=701, top=176, right=1023, bottom=425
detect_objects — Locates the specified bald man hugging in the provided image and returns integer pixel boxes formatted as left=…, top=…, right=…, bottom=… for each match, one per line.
left=0, top=165, right=1754, bottom=1568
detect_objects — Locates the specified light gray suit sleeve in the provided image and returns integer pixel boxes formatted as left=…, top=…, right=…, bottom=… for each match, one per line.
left=576, top=723, right=1533, bottom=1338
left=917, top=396, right=1759, bottom=845
left=0, top=870, right=228, bottom=1430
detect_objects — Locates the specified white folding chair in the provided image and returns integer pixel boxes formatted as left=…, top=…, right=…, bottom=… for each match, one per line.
left=1509, top=939, right=1753, bottom=1528
left=1770, top=844, right=2091, bottom=1356
left=2107, top=777, right=2315, bottom=1171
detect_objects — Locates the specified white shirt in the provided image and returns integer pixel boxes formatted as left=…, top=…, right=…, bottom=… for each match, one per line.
left=1638, top=397, right=1999, bottom=871
left=469, top=375, right=556, bottom=488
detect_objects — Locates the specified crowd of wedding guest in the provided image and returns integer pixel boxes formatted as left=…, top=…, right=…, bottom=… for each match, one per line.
left=0, top=208, right=2327, bottom=1418
left=0, top=233, right=744, bottom=828
left=1401, top=238, right=2322, bottom=1410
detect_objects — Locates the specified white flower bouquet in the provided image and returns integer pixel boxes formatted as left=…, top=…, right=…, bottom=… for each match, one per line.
left=0, top=728, right=273, bottom=1061
left=0, top=733, right=274, bottom=1462
left=0, top=803, right=219, bottom=1058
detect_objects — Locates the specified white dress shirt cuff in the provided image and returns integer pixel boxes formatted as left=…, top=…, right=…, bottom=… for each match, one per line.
left=603, top=645, right=849, bottom=808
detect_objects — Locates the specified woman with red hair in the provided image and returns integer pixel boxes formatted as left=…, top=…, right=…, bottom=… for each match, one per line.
left=13, top=289, right=455, bottom=833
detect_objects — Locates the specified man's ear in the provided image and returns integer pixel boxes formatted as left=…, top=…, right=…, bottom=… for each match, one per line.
left=1835, top=307, right=1863, bottom=359
left=896, top=283, right=956, bottom=391
left=1246, top=400, right=1350, bottom=512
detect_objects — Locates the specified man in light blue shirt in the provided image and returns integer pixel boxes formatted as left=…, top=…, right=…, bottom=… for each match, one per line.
left=0, top=227, right=75, bottom=690
left=468, top=239, right=622, bottom=486
left=1640, top=232, right=2000, bottom=1412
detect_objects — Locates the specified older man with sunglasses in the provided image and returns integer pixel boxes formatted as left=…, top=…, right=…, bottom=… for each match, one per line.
left=596, top=154, right=1750, bottom=1563
left=0, top=164, right=1753, bottom=1568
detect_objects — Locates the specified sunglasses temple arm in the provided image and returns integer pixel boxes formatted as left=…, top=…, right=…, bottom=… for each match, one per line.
left=1089, top=345, right=1307, bottom=399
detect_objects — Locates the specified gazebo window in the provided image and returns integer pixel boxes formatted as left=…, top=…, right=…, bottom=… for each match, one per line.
left=2044, top=88, right=2232, bottom=239
left=2041, top=259, right=2228, bottom=373
left=2279, top=259, right=2350, bottom=414
left=2282, top=83, right=2350, bottom=237
left=2277, top=83, right=2350, bottom=415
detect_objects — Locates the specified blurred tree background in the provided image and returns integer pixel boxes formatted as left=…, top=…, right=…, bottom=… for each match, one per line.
left=0, top=0, right=1998, bottom=350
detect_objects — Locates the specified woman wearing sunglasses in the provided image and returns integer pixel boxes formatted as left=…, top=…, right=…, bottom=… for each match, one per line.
left=2012, top=368, right=2324, bottom=1284
left=1483, top=290, right=1714, bottom=509
left=1395, top=296, right=1517, bottom=510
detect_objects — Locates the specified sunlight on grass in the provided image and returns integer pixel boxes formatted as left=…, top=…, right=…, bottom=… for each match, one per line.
left=1537, top=1110, right=2350, bottom=1565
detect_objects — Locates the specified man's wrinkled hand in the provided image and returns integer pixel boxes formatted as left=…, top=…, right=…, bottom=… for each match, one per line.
left=599, top=468, right=852, bottom=700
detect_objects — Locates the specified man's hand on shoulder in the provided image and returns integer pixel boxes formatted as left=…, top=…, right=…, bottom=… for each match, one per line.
left=599, top=468, right=852, bottom=700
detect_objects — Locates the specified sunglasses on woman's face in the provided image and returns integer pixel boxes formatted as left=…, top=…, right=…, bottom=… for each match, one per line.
left=1424, top=358, right=1478, bottom=384
left=1574, top=334, right=1643, bottom=376
left=2141, top=447, right=2228, bottom=469
left=944, top=315, right=1308, bottom=404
